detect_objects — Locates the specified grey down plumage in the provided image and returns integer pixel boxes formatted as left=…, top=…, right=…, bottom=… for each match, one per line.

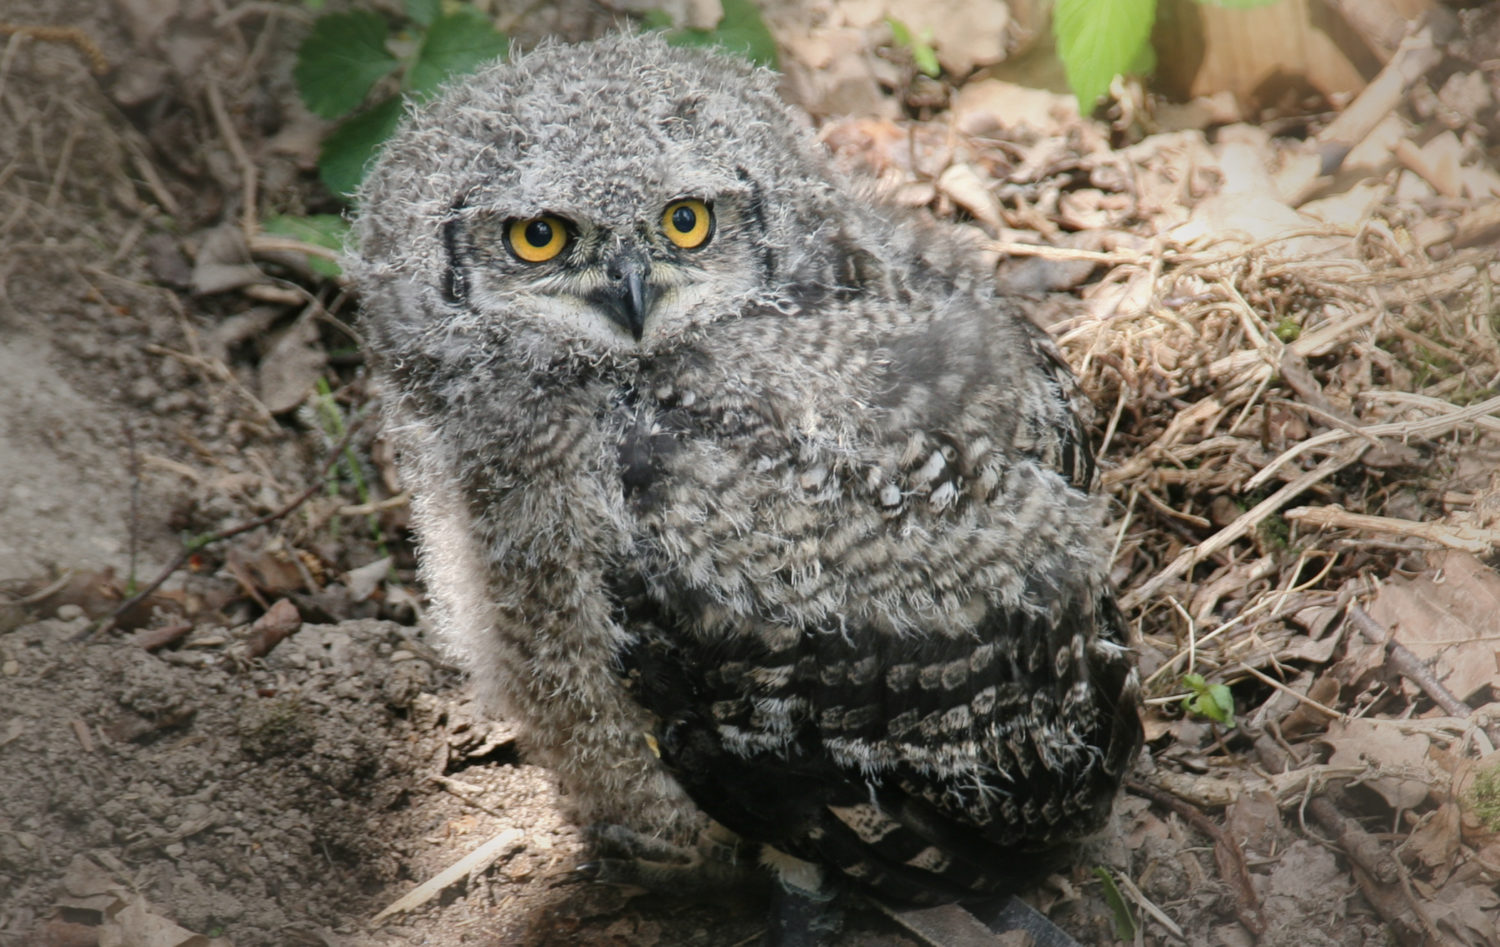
left=352, top=32, right=1141, bottom=907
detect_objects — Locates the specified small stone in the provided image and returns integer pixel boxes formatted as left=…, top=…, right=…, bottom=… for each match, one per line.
left=55, top=604, right=84, bottom=621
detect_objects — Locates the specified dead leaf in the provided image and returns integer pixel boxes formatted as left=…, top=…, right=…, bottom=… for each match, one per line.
left=779, top=31, right=893, bottom=119
left=1322, top=718, right=1434, bottom=810
left=1299, top=180, right=1386, bottom=228
left=243, top=599, right=302, bottom=659
left=1426, top=881, right=1500, bottom=947
left=1419, top=130, right=1464, bottom=198
left=951, top=79, right=1074, bottom=138
left=133, top=623, right=193, bottom=651
left=103, top=895, right=232, bottom=947
left=1291, top=601, right=1343, bottom=640
left=190, top=225, right=262, bottom=295
left=1153, top=92, right=1243, bottom=132
left=257, top=317, right=327, bottom=415
left=1171, top=191, right=1327, bottom=250
left=23, top=568, right=125, bottom=620
left=1405, top=801, right=1462, bottom=878
left=1366, top=550, right=1500, bottom=704
left=344, top=557, right=392, bottom=603
left=56, top=854, right=231, bottom=947
left=225, top=544, right=307, bottom=598
left=1278, top=634, right=1341, bottom=664
left=30, top=919, right=99, bottom=947
left=820, top=117, right=955, bottom=180
left=1055, top=188, right=1113, bottom=230
left=935, top=163, right=1001, bottom=231
left=1223, top=790, right=1281, bottom=856
left=1279, top=673, right=1343, bottom=738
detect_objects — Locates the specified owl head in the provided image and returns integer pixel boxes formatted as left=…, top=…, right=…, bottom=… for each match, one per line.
left=353, top=33, right=861, bottom=370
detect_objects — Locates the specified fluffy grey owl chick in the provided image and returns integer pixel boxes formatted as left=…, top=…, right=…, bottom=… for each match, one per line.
left=352, top=30, right=1141, bottom=926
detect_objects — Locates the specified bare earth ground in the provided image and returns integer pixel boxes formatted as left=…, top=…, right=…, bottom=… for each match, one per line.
left=2, top=2, right=1499, bottom=946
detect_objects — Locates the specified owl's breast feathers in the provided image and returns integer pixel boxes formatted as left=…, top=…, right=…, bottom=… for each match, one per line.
left=606, top=332, right=1142, bottom=904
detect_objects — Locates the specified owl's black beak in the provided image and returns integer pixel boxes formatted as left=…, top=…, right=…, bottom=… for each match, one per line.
left=594, top=250, right=656, bottom=341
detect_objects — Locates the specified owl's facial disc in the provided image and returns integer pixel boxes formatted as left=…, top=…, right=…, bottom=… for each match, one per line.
left=450, top=194, right=745, bottom=351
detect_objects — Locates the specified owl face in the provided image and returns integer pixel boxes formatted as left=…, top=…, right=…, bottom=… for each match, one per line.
left=357, top=35, right=841, bottom=365
left=447, top=177, right=771, bottom=352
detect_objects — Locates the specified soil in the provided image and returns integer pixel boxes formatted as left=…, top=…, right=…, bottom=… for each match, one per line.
left=2, top=2, right=1498, bottom=947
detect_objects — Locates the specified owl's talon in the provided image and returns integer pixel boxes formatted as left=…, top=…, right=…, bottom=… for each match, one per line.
left=584, top=822, right=694, bottom=865
left=572, top=860, right=602, bottom=882
left=580, top=852, right=763, bottom=898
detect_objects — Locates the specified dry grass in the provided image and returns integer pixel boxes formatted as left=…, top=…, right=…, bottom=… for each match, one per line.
left=1048, top=225, right=1499, bottom=703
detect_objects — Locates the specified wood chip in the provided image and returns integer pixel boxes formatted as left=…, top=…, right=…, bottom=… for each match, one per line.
left=372, top=828, right=524, bottom=923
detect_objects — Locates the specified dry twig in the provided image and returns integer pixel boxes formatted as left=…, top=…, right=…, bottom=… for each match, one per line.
left=1285, top=505, right=1500, bottom=554
left=1121, top=443, right=1368, bottom=611
left=0, top=22, right=108, bottom=73
left=1346, top=604, right=1500, bottom=749
left=372, top=829, right=525, bottom=923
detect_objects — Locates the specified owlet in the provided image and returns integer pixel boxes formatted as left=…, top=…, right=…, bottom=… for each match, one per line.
left=352, top=30, right=1141, bottom=943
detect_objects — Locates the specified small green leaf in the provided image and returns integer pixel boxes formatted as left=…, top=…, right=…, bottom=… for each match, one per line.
left=887, top=16, right=914, bottom=47
left=295, top=10, right=399, bottom=119
left=639, top=9, right=675, bottom=30
left=886, top=17, right=940, bottom=77
left=1093, top=867, right=1137, bottom=941
left=667, top=0, right=779, bottom=69
left=912, top=43, right=940, bottom=78
left=408, top=7, right=509, bottom=97
left=1053, top=0, right=1156, bottom=111
left=318, top=95, right=405, bottom=199
left=261, top=213, right=350, bottom=277
left=1180, top=673, right=1236, bottom=727
left=405, top=0, right=440, bottom=26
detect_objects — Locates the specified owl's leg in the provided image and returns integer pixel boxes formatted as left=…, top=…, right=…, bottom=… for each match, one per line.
left=577, top=821, right=765, bottom=896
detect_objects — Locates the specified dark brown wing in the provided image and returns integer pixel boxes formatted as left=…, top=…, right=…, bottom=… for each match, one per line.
left=613, top=571, right=1141, bottom=904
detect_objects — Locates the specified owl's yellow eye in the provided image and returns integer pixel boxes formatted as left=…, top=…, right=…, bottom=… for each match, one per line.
left=661, top=199, right=713, bottom=249
left=505, top=216, right=569, bottom=263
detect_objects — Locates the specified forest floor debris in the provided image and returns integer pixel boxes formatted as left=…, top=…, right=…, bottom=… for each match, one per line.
left=2, top=1, right=1498, bottom=944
